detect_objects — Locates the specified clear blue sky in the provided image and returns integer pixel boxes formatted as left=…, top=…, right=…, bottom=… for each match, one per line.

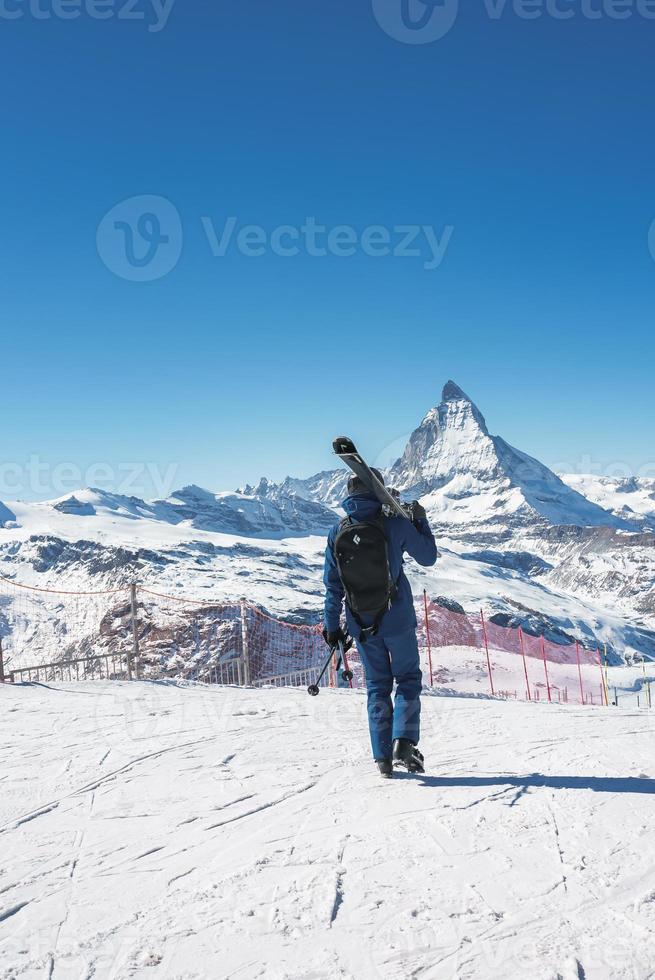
left=3, top=0, right=655, bottom=500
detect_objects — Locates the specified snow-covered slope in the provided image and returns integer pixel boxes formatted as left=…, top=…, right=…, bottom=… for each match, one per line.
left=2, top=680, right=655, bottom=979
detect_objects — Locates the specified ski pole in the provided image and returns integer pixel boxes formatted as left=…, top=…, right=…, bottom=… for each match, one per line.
left=308, top=644, right=338, bottom=696
left=332, top=641, right=353, bottom=683
left=332, top=640, right=353, bottom=683
left=308, top=640, right=352, bottom=696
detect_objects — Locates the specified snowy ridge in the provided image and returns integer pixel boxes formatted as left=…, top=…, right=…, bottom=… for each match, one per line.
left=5, top=484, right=336, bottom=539
left=162, top=484, right=336, bottom=536
left=242, top=471, right=349, bottom=512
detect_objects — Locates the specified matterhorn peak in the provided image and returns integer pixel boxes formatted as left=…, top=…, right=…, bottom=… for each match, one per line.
left=389, top=380, right=624, bottom=529
left=442, top=380, right=473, bottom=403
left=438, top=380, right=489, bottom=436
left=390, top=380, right=494, bottom=495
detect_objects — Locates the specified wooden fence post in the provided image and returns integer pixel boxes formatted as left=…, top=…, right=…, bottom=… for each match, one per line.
left=240, top=598, right=251, bottom=686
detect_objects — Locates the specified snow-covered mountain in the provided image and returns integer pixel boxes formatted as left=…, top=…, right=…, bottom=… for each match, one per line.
left=161, top=484, right=337, bottom=536
left=389, top=381, right=629, bottom=530
left=562, top=474, right=655, bottom=529
left=1, top=380, right=655, bottom=669
left=256, top=381, right=632, bottom=533
left=244, top=471, right=349, bottom=513
left=6, top=483, right=336, bottom=539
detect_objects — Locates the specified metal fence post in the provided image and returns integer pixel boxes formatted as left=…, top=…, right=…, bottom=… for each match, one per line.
left=575, top=641, right=584, bottom=705
left=129, top=583, right=139, bottom=681
left=518, top=626, right=531, bottom=701
left=479, top=609, right=495, bottom=697
left=540, top=636, right=551, bottom=702
left=0, top=635, right=4, bottom=684
left=423, top=590, right=434, bottom=687
left=240, top=598, right=251, bottom=686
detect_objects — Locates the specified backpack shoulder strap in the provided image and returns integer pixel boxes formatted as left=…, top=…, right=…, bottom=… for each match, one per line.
left=333, top=515, right=351, bottom=544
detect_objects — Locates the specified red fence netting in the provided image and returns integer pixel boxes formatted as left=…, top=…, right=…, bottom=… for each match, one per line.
left=0, top=572, right=608, bottom=705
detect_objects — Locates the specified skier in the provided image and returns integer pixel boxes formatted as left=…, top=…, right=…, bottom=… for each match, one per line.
left=323, top=470, right=437, bottom=778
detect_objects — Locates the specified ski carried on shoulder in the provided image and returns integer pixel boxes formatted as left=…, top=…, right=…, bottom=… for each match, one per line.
left=333, top=436, right=412, bottom=522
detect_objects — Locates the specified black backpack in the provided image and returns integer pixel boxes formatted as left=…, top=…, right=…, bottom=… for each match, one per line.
left=333, top=515, right=397, bottom=641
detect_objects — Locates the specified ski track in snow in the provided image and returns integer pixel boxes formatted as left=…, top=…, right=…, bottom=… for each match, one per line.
left=1, top=681, right=655, bottom=979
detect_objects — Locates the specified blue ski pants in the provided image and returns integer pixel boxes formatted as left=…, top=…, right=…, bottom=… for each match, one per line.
left=356, top=627, right=422, bottom=761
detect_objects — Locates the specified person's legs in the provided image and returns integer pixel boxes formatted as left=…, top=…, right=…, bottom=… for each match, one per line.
left=356, top=633, right=394, bottom=760
left=387, top=629, right=422, bottom=746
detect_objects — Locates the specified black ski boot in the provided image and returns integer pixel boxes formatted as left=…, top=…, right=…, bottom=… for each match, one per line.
left=376, top=759, right=393, bottom=779
left=392, top=738, right=425, bottom=774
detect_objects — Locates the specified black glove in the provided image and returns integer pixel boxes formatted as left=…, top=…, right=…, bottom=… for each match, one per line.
left=322, top=627, right=353, bottom=651
left=410, top=500, right=427, bottom=523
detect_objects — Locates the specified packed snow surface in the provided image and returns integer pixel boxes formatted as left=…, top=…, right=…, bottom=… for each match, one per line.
left=2, top=681, right=655, bottom=979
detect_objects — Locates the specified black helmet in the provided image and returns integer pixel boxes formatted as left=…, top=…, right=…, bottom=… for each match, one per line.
left=347, top=469, right=384, bottom=495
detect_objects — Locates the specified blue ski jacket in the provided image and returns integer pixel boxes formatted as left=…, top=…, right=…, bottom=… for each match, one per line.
left=323, top=493, right=438, bottom=638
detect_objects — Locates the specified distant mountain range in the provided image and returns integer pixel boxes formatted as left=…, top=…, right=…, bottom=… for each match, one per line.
left=1, top=381, right=654, bottom=668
